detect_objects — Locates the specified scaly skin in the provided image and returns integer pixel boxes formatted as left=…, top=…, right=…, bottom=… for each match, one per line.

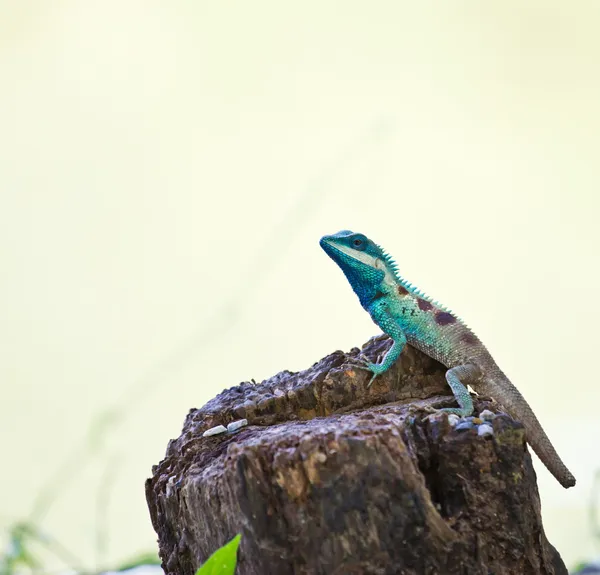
left=320, top=230, right=576, bottom=489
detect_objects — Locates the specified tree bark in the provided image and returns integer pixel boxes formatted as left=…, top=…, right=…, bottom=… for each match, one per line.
left=146, top=335, right=568, bottom=575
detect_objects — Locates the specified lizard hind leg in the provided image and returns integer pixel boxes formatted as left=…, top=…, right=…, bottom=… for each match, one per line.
left=438, top=363, right=482, bottom=417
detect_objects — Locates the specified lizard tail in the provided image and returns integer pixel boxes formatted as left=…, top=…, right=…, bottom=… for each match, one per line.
left=487, top=376, right=576, bottom=488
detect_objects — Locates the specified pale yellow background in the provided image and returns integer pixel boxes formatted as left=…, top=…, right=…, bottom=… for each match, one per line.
left=1, top=1, right=599, bottom=571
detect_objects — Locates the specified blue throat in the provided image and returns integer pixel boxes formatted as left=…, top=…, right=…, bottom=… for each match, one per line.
left=319, top=237, right=384, bottom=308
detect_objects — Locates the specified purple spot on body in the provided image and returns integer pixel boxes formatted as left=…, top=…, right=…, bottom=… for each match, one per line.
left=397, top=285, right=409, bottom=296
left=462, top=332, right=477, bottom=345
left=417, top=298, right=433, bottom=311
left=435, top=311, right=456, bottom=325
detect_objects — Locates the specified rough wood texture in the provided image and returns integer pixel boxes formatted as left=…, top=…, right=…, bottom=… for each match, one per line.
left=146, top=336, right=567, bottom=575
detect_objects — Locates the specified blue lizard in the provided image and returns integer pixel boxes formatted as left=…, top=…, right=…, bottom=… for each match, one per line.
left=320, top=230, right=575, bottom=488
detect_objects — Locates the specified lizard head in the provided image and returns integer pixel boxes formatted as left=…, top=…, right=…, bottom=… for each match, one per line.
left=320, top=230, right=398, bottom=307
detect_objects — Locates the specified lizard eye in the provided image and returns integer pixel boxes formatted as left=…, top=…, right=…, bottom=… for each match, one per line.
left=350, top=234, right=368, bottom=250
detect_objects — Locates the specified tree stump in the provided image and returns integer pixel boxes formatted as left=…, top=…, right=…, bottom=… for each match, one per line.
left=145, top=335, right=568, bottom=575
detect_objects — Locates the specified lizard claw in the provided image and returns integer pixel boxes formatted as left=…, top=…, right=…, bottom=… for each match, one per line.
left=358, top=361, right=387, bottom=387
left=420, top=405, right=440, bottom=415
left=366, top=371, right=378, bottom=388
left=351, top=355, right=386, bottom=387
left=353, top=354, right=374, bottom=371
left=353, top=363, right=371, bottom=372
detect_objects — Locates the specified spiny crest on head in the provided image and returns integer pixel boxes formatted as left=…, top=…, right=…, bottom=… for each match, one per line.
left=376, top=244, right=400, bottom=276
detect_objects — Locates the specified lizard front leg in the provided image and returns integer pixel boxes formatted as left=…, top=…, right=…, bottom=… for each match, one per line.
left=357, top=299, right=407, bottom=387
left=438, top=363, right=482, bottom=416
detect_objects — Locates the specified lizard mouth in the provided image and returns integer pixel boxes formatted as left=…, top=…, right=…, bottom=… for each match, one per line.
left=319, top=237, right=344, bottom=259
left=320, top=238, right=356, bottom=263
left=319, top=237, right=337, bottom=252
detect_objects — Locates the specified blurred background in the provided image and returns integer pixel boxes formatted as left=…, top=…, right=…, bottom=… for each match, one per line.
left=1, top=1, right=599, bottom=572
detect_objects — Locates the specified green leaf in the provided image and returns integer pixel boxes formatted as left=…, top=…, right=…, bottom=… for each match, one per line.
left=195, top=534, right=241, bottom=575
